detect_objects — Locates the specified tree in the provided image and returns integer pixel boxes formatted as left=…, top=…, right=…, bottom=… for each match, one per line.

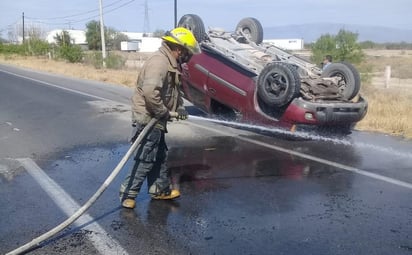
left=53, top=30, right=83, bottom=63
left=334, top=29, right=364, bottom=64
left=54, top=30, right=72, bottom=46
left=26, top=23, right=47, bottom=40
left=311, top=34, right=336, bottom=65
left=152, top=29, right=166, bottom=38
left=311, top=29, right=364, bottom=65
left=86, top=20, right=102, bottom=50
left=85, top=20, right=129, bottom=51
left=112, top=32, right=129, bottom=50
left=6, top=21, right=47, bottom=44
left=105, top=28, right=129, bottom=51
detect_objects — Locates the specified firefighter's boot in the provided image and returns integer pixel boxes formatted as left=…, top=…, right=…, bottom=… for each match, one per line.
left=151, top=189, right=181, bottom=200
left=121, top=198, right=136, bottom=209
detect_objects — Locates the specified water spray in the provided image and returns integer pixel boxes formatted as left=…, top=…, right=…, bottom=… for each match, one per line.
left=188, top=115, right=412, bottom=160
left=188, top=115, right=352, bottom=144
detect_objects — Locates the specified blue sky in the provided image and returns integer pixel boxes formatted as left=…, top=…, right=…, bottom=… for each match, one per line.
left=1, top=0, right=411, bottom=38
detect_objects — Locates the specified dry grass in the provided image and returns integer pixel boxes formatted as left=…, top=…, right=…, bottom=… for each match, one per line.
left=0, top=55, right=138, bottom=88
left=355, top=50, right=412, bottom=139
left=356, top=85, right=412, bottom=138
left=1, top=51, right=411, bottom=139
left=360, top=50, right=412, bottom=79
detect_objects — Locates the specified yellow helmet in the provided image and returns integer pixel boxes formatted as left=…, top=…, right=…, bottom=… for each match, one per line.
left=162, top=27, right=201, bottom=55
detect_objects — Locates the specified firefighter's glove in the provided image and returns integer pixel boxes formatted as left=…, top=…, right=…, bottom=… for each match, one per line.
left=129, top=122, right=145, bottom=143
left=176, top=108, right=188, bottom=120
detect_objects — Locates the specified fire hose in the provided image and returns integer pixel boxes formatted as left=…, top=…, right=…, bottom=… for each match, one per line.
left=6, top=118, right=159, bottom=255
left=6, top=113, right=249, bottom=254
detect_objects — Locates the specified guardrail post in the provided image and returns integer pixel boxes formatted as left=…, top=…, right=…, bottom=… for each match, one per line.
left=384, top=65, right=391, bottom=88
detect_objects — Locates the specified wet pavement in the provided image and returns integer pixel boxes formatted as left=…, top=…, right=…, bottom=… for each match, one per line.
left=1, top=65, right=412, bottom=254
left=2, top=121, right=412, bottom=255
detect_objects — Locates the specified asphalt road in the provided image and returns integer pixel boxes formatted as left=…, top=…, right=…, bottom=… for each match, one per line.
left=1, top=64, right=411, bottom=255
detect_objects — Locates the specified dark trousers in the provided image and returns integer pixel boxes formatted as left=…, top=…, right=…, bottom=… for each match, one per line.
left=120, top=127, right=169, bottom=200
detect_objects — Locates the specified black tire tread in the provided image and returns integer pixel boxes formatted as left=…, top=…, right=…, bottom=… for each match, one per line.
left=178, top=14, right=207, bottom=42
left=321, top=62, right=361, bottom=100
left=257, top=62, right=301, bottom=107
left=235, top=17, right=264, bottom=44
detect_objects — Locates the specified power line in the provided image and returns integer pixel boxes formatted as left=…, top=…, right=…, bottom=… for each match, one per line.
left=26, top=0, right=136, bottom=26
left=1, top=0, right=139, bottom=39
left=143, top=0, right=150, bottom=33
left=0, top=19, right=21, bottom=32
left=25, top=0, right=131, bottom=21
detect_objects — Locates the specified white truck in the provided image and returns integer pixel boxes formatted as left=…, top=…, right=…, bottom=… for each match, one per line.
left=120, top=41, right=139, bottom=52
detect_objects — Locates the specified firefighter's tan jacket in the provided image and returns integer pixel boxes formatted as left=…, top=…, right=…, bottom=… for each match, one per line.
left=131, top=42, right=184, bottom=130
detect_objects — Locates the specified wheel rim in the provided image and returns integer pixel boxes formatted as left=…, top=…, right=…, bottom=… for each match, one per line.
left=242, top=28, right=252, bottom=40
left=332, top=71, right=347, bottom=94
left=264, top=72, right=288, bottom=97
left=180, top=17, right=195, bottom=32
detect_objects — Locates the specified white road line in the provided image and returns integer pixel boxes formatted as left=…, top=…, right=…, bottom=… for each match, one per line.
left=17, top=158, right=128, bottom=255
left=0, top=69, right=114, bottom=102
left=188, top=121, right=412, bottom=190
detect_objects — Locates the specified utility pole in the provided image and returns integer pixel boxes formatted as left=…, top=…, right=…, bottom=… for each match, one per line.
left=98, top=0, right=107, bottom=68
left=22, top=12, right=25, bottom=43
left=143, top=0, right=150, bottom=35
left=174, top=0, right=177, bottom=27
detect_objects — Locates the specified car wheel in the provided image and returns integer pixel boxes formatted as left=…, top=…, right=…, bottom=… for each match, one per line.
left=235, top=17, right=263, bottom=44
left=257, top=62, right=301, bottom=107
left=178, top=14, right=207, bottom=42
left=321, top=62, right=361, bottom=100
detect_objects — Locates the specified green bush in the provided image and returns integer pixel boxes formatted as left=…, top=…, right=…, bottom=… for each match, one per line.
left=0, top=40, right=50, bottom=56
left=57, top=45, right=84, bottom=63
left=24, top=39, right=50, bottom=56
left=311, top=29, right=364, bottom=65
left=0, top=43, right=25, bottom=55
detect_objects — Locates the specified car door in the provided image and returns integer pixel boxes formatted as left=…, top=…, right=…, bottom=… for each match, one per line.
left=181, top=59, right=210, bottom=112
left=203, top=54, right=252, bottom=112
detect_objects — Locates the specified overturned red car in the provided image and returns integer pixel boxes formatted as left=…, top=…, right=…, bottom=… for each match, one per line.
left=178, top=14, right=368, bottom=133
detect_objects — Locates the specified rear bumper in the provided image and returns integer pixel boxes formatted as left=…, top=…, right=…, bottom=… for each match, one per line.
left=282, top=97, right=368, bottom=125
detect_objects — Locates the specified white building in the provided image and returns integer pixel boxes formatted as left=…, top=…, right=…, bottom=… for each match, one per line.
left=137, top=37, right=162, bottom=52
left=263, top=39, right=304, bottom=50
left=121, top=32, right=149, bottom=41
left=120, top=32, right=162, bottom=52
left=46, top=29, right=87, bottom=45
left=45, top=29, right=161, bottom=52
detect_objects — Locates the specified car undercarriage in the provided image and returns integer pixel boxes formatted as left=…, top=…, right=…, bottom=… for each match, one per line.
left=177, top=14, right=368, bottom=133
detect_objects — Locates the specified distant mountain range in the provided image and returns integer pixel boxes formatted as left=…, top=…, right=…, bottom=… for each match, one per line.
left=263, top=23, right=412, bottom=43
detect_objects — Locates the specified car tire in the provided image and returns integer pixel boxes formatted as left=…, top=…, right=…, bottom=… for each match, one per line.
left=235, top=17, right=264, bottom=44
left=321, top=62, right=361, bottom=100
left=257, top=62, right=301, bottom=107
left=178, top=14, right=207, bottom=42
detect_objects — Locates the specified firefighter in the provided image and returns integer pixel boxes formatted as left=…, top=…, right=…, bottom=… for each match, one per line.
left=119, top=27, right=201, bottom=209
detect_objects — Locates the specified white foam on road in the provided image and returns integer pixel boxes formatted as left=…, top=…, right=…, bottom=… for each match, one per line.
left=17, top=158, right=128, bottom=255
left=188, top=121, right=412, bottom=190
left=188, top=115, right=412, bottom=160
